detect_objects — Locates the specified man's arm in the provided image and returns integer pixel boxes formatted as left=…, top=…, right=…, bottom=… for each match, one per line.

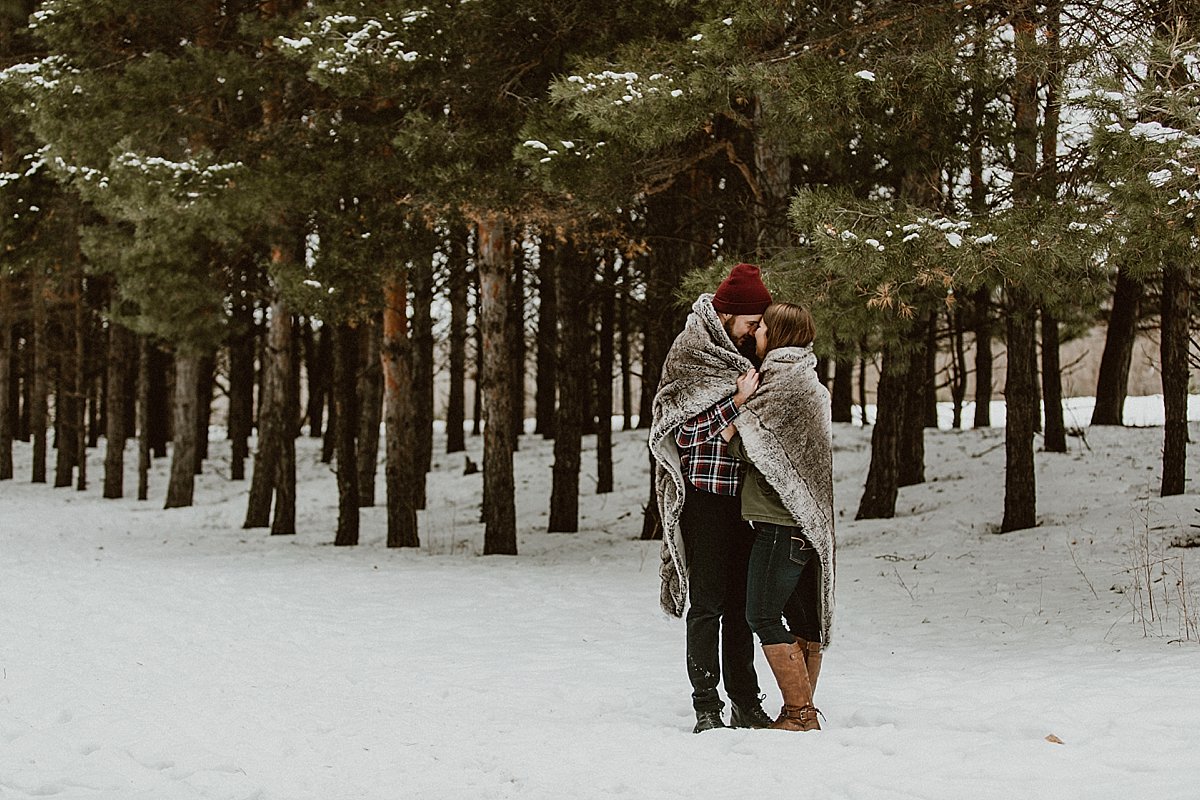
left=674, top=368, right=760, bottom=448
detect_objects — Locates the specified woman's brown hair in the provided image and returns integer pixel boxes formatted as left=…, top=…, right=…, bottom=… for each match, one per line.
left=763, top=302, right=815, bottom=351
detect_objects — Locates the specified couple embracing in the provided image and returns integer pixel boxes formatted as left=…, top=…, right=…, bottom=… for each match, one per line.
left=649, top=262, right=836, bottom=734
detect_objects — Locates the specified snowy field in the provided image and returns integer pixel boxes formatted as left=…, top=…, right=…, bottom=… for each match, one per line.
left=2, top=397, right=1200, bottom=800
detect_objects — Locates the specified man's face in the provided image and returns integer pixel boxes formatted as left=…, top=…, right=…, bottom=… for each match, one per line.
left=722, top=313, right=762, bottom=352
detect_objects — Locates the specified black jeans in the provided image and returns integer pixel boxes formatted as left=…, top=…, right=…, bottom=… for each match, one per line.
left=745, top=521, right=822, bottom=646
left=679, top=487, right=760, bottom=713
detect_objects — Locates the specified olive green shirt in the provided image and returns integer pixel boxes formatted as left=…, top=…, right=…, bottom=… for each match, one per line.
left=727, top=432, right=797, bottom=527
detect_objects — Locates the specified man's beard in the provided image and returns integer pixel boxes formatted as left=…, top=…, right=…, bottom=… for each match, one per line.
left=723, top=318, right=761, bottom=366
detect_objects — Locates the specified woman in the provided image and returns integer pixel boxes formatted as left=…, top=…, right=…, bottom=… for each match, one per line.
left=721, top=302, right=835, bottom=732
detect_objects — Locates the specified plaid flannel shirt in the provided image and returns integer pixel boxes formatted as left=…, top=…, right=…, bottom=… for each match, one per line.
left=675, top=395, right=743, bottom=496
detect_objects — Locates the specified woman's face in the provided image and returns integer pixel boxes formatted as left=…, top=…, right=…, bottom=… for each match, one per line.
left=755, top=318, right=769, bottom=360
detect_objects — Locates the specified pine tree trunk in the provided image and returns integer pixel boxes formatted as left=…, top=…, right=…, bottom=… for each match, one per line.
left=898, top=342, right=926, bottom=488
left=194, top=350, right=215, bottom=473
left=55, top=283, right=80, bottom=489
left=303, top=320, right=329, bottom=438
left=411, top=251, right=435, bottom=509
left=334, top=321, right=360, bottom=546
left=950, top=307, right=968, bottom=429
left=1001, top=5, right=1040, bottom=533
left=383, top=273, right=419, bottom=548
left=244, top=293, right=292, bottom=529
left=618, top=260, right=633, bottom=430
left=472, top=265, right=484, bottom=438
left=509, top=241, right=526, bottom=448
left=476, top=215, right=517, bottom=554
left=1041, top=308, right=1067, bottom=453
left=857, top=346, right=903, bottom=519
left=1161, top=263, right=1190, bottom=496
left=858, top=341, right=870, bottom=426
left=0, top=274, right=11, bottom=481
left=1092, top=267, right=1142, bottom=426
left=831, top=351, right=854, bottom=424
left=148, top=348, right=170, bottom=458
left=273, top=319, right=297, bottom=537
left=228, top=294, right=256, bottom=480
left=923, top=311, right=938, bottom=429
left=355, top=316, right=382, bottom=507
left=103, top=324, right=132, bottom=498
left=596, top=260, right=616, bottom=494
left=446, top=227, right=469, bottom=454
left=30, top=268, right=47, bottom=483
left=137, top=338, right=150, bottom=500
left=972, top=288, right=993, bottom=427
left=549, top=244, right=588, bottom=531
left=535, top=239, right=559, bottom=439
left=1002, top=290, right=1038, bottom=531
left=164, top=349, right=199, bottom=509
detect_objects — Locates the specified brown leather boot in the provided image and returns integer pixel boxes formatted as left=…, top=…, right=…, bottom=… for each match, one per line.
left=796, top=638, right=823, bottom=696
left=761, top=642, right=820, bottom=732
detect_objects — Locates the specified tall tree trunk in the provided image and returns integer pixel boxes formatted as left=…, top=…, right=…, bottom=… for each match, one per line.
left=831, top=349, right=854, bottom=424
left=356, top=316, right=383, bottom=507
left=898, top=341, right=926, bottom=488
left=1092, top=267, right=1142, bottom=425
left=244, top=292, right=293, bottom=531
left=194, top=349, right=215, bottom=473
left=596, top=258, right=616, bottom=494
left=30, top=269, right=47, bottom=483
left=446, top=227, right=469, bottom=454
left=334, top=321, right=360, bottom=545
left=1041, top=308, right=1067, bottom=452
left=1002, top=289, right=1039, bottom=531
left=858, top=341, right=870, bottom=426
left=55, top=279, right=80, bottom=489
left=549, top=243, right=589, bottom=531
left=304, top=319, right=330, bottom=438
left=972, top=288, right=993, bottom=427
left=476, top=215, right=517, bottom=554
left=1161, top=263, right=1191, bottom=496
left=137, top=338, right=151, bottom=500
left=164, top=349, right=199, bottom=509
left=509, top=238, right=526, bottom=448
left=103, top=324, right=132, bottom=498
left=0, top=274, right=11, bottom=481
left=535, top=239, right=559, bottom=439
left=950, top=307, right=968, bottom=429
left=618, top=258, right=633, bottom=431
left=1001, top=5, right=1040, bottom=532
left=411, top=250, right=435, bottom=509
left=228, top=292, right=256, bottom=480
left=472, top=261, right=484, bottom=438
left=147, top=347, right=170, bottom=458
left=857, top=346, right=904, bottom=519
left=383, top=272, right=420, bottom=548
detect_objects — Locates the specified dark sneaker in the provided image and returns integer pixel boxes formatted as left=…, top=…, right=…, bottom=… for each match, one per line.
left=692, top=708, right=726, bottom=733
left=730, top=699, right=774, bottom=729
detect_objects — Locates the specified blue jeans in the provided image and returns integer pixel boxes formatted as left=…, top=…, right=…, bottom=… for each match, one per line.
left=745, top=521, right=822, bottom=646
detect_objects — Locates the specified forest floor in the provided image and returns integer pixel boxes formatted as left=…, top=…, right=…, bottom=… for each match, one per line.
left=2, top=398, right=1200, bottom=800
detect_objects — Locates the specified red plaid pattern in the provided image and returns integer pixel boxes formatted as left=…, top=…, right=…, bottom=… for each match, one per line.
left=675, top=396, right=743, bottom=496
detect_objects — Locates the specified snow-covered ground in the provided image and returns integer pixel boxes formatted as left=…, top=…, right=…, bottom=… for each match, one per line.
left=2, top=398, right=1199, bottom=800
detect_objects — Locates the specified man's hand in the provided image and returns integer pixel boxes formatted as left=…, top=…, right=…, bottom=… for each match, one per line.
left=733, top=367, right=759, bottom=407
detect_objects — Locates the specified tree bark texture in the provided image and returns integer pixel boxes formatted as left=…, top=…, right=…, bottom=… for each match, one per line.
left=411, top=251, right=435, bottom=509
left=103, top=324, right=132, bottom=498
left=1001, top=290, right=1038, bottom=531
left=164, top=350, right=199, bottom=509
left=898, top=342, right=926, bottom=488
left=1041, top=308, right=1067, bottom=453
left=972, top=290, right=993, bottom=428
left=228, top=293, right=256, bottom=480
left=549, top=242, right=589, bottom=532
left=356, top=316, right=383, bottom=507
left=137, top=338, right=150, bottom=500
left=1160, top=263, right=1191, bottom=496
left=534, top=240, right=560, bottom=439
left=244, top=293, right=294, bottom=532
left=476, top=215, right=517, bottom=554
left=508, top=241, right=526, bottom=448
left=383, top=273, right=420, bottom=548
left=30, top=268, right=47, bottom=483
left=857, top=346, right=904, bottom=519
left=333, top=322, right=360, bottom=545
left=596, top=259, right=616, bottom=495
left=0, top=274, right=11, bottom=481
left=1092, top=267, right=1142, bottom=425
left=831, top=352, right=854, bottom=424
left=446, top=227, right=469, bottom=454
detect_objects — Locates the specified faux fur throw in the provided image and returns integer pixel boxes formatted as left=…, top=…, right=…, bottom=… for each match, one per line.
left=735, top=344, right=837, bottom=647
left=649, top=294, right=754, bottom=618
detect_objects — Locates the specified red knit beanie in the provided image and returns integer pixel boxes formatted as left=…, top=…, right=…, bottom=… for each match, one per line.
left=712, top=263, right=772, bottom=315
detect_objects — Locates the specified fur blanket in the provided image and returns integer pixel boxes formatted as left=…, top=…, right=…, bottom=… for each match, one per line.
left=648, top=294, right=753, bottom=617
left=735, top=345, right=836, bottom=646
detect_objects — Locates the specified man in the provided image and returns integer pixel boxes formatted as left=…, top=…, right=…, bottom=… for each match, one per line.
left=648, top=262, right=774, bottom=733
